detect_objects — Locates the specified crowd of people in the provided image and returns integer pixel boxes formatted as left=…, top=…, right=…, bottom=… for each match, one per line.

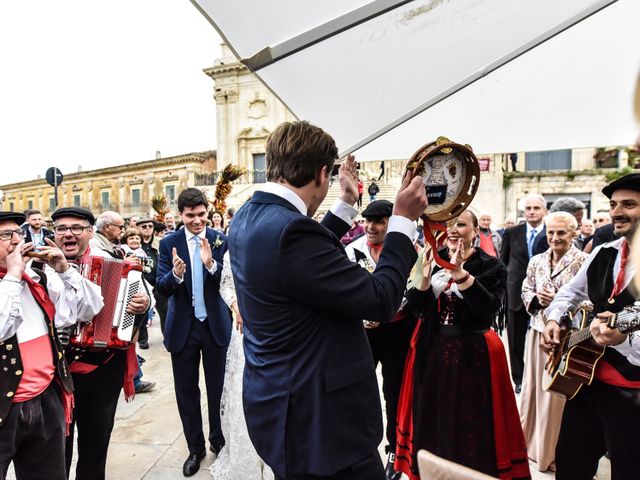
left=0, top=118, right=639, bottom=480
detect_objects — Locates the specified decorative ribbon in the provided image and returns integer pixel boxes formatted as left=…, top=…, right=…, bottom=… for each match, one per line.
left=421, top=216, right=456, bottom=271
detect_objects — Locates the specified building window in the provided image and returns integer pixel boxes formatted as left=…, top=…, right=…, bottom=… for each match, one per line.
left=525, top=149, right=571, bottom=171
left=101, top=191, right=110, bottom=208
left=28, top=200, right=33, bottom=210
left=9, top=202, right=14, bottom=211
left=165, top=185, right=176, bottom=201
left=49, top=197, right=55, bottom=212
left=74, top=195, right=81, bottom=207
left=132, top=188, right=141, bottom=207
left=253, top=153, right=266, bottom=183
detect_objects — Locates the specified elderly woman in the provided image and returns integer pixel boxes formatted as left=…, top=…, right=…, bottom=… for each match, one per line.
left=395, top=210, right=530, bottom=480
left=520, top=211, right=588, bottom=472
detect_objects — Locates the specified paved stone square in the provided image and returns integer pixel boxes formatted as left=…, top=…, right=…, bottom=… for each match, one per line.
left=8, top=321, right=611, bottom=479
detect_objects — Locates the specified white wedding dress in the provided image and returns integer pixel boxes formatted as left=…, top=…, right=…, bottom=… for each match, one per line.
left=211, top=252, right=274, bottom=480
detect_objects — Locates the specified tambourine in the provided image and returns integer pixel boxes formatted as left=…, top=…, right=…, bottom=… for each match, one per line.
left=405, top=136, right=480, bottom=222
left=405, top=136, right=480, bottom=270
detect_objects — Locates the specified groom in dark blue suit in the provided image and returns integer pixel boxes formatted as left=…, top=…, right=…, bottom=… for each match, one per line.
left=229, top=121, right=428, bottom=480
left=156, top=188, right=231, bottom=477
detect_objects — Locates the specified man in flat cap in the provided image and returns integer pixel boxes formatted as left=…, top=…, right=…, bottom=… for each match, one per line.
left=542, top=173, right=640, bottom=479
left=0, top=211, right=103, bottom=479
left=345, top=200, right=416, bottom=480
left=50, top=207, right=153, bottom=480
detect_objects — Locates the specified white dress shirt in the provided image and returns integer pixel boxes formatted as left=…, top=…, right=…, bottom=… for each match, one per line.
left=545, top=237, right=640, bottom=367
left=0, top=266, right=104, bottom=343
left=260, top=182, right=416, bottom=241
left=173, top=229, right=218, bottom=283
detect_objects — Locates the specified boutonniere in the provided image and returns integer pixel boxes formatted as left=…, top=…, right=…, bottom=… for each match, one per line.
left=212, top=235, right=224, bottom=249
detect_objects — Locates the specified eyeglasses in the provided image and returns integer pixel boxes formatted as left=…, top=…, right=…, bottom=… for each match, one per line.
left=0, top=229, right=27, bottom=241
left=54, top=225, right=91, bottom=235
left=108, top=223, right=125, bottom=230
left=138, top=224, right=154, bottom=229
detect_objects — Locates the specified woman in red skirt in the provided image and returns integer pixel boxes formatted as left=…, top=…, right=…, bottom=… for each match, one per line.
left=395, top=210, right=530, bottom=480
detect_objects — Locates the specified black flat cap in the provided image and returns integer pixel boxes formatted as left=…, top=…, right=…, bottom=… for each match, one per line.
left=602, top=173, right=640, bottom=199
left=361, top=200, right=393, bottom=219
left=51, top=207, right=96, bottom=225
left=0, top=211, right=26, bottom=225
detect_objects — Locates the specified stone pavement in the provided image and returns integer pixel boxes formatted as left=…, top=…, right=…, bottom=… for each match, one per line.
left=9, top=321, right=611, bottom=479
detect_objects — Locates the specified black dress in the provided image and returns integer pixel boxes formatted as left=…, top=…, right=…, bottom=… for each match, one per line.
left=396, top=249, right=530, bottom=479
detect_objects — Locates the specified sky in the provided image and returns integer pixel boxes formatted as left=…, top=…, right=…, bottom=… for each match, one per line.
left=0, top=0, right=222, bottom=186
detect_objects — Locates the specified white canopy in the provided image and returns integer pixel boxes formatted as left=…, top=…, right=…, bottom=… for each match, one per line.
left=192, top=0, right=640, bottom=157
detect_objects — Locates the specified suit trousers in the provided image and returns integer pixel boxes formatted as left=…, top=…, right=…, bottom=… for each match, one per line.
left=65, top=351, right=126, bottom=480
left=506, top=307, right=528, bottom=385
left=170, top=317, right=227, bottom=454
left=555, top=381, right=640, bottom=480
left=275, top=451, right=385, bottom=480
left=153, top=290, right=168, bottom=335
left=367, top=318, right=414, bottom=452
left=0, top=383, right=66, bottom=480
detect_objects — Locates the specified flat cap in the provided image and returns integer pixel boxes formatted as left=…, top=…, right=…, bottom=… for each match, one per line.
left=602, top=173, right=640, bottom=199
left=51, top=207, right=96, bottom=225
left=0, top=211, right=26, bottom=225
left=135, top=217, right=155, bottom=226
left=361, top=200, right=393, bottom=219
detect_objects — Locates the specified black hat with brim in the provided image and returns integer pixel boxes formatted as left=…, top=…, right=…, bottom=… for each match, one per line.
left=602, top=173, right=640, bottom=199
left=0, top=212, right=26, bottom=226
left=361, top=200, right=393, bottom=219
left=51, top=207, right=96, bottom=225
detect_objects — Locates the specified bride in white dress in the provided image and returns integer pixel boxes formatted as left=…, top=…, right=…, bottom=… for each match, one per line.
left=212, top=251, right=274, bottom=480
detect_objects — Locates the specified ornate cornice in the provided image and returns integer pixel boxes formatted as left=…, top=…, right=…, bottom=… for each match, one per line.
left=204, top=62, right=247, bottom=79
left=0, top=151, right=215, bottom=191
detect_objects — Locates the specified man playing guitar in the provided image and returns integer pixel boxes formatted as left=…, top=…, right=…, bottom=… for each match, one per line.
left=542, top=174, right=640, bottom=480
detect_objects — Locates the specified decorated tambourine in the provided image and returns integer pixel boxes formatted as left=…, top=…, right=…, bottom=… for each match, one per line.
left=405, top=136, right=480, bottom=222
left=405, top=136, right=480, bottom=270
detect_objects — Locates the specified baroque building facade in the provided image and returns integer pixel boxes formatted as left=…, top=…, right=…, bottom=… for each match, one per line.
left=0, top=151, right=216, bottom=219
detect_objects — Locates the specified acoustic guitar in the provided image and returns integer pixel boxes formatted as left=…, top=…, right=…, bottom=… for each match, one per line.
left=542, top=305, right=640, bottom=399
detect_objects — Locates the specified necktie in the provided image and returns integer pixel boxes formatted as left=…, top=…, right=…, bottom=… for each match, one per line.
left=527, top=228, right=537, bottom=259
left=609, top=240, right=629, bottom=303
left=192, top=236, right=207, bottom=321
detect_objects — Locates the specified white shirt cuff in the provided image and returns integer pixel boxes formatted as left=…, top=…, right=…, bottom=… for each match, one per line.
left=206, top=262, right=218, bottom=275
left=330, top=200, right=358, bottom=226
left=173, top=271, right=184, bottom=284
left=387, top=215, right=417, bottom=242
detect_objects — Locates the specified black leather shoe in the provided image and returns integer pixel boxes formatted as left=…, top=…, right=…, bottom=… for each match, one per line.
left=138, top=341, right=149, bottom=349
left=515, top=383, right=522, bottom=394
left=183, top=451, right=206, bottom=477
left=209, top=443, right=224, bottom=455
left=385, top=452, right=402, bottom=480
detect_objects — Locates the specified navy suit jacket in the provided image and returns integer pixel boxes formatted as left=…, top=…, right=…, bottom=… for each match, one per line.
left=156, top=227, right=231, bottom=353
left=500, top=222, right=549, bottom=311
left=229, top=191, right=417, bottom=478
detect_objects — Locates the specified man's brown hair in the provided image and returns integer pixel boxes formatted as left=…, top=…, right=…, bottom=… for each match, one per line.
left=266, top=121, right=338, bottom=188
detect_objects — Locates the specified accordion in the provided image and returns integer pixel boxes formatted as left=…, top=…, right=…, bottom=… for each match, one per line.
left=68, top=255, right=144, bottom=350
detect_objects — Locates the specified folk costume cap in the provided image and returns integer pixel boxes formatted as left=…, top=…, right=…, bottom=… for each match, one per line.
left=0, top=212, right=26, bottom=225
left=51, top=207, right=96, bottom=225
left=361, top=200, right=393, bottom=219
left=602, top=173, right=640, bottom=199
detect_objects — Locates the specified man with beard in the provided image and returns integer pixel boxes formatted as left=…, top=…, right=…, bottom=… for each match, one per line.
left=51, top=207, right=151, bottom=480
left=542, top=173, right=640, bottom=479
left=345, top=200, right=416, bottom=480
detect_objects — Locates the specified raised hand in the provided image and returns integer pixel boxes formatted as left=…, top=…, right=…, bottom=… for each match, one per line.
left=338, top=154, right=359, bottom=206
left=394, top=175, right=428, bottom=221
left=199, top=237, right=214, bottom=270
left=172, top=247, right=186, bottom=278
left=417, top=248, right=433, bottom=291
left=39, top=237, right=70, bottom=273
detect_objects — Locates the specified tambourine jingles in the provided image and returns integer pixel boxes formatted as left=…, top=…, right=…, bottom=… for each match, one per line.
left=404, top=136, right=480, bottom=270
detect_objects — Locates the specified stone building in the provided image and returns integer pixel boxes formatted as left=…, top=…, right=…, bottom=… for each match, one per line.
left=0, top=151, right=216, bottom=219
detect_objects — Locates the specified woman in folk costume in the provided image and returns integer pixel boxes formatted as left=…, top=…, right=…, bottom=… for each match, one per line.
left=519, top=211, right=588, bottom=472
left=395, top=210, right=530, bottom=480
